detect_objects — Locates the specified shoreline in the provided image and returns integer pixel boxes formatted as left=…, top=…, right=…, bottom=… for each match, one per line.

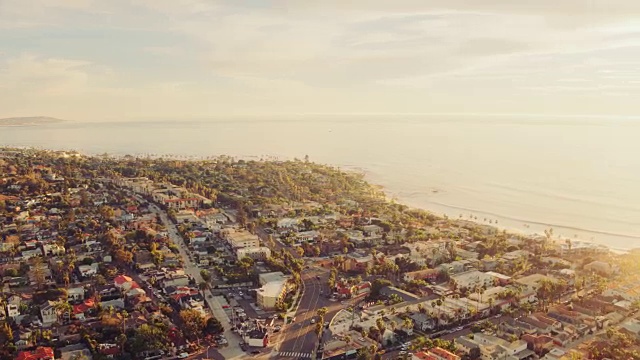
left=3, top=146, right=632, bottom=253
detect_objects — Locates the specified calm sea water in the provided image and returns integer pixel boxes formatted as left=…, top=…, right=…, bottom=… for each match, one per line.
left=2, top=116, right=640, bottom=251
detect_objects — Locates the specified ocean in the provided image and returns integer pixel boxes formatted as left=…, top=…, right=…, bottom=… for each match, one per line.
left=2, top=116, right=640, bottom=251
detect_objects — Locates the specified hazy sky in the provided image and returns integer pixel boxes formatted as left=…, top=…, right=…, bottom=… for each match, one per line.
left=1, top=0, right=640, bottom=121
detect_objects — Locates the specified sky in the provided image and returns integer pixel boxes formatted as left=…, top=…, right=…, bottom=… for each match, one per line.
left=1, top=0, right=640, bottom=121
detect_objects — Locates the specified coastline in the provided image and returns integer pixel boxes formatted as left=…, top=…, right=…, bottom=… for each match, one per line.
left=341, top=165, right=636, bottom=254
left=2, top=146, right=632, bottom=253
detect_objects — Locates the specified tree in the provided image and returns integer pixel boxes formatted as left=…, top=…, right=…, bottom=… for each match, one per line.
left=131, top=323, right=170, bottom=353
left=180, top=309, right=206, bottom=341
left=54, top=300, right=72, bottom=323
left=31, top=257, right=46, bottom=289
left=114, top=249, right=133, bottom=265
left=316, top=307, right=328, bottom=318
left=376, top=317, right=386, bottom=338
left=205, top=317, right=224, bottom=335
left=200, top=269, right=212, bottom=282
left=357, top=344, right=377, bottom=360
left=402, top=318, right=413, bottom=331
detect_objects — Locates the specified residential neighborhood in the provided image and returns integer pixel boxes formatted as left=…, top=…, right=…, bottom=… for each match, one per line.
left=1, top=149, right=640, bottom=360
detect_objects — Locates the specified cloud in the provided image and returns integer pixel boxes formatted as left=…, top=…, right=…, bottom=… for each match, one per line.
left=1, top=0, right=640, bottom=118
left=0, top=54, right=93, bottom=95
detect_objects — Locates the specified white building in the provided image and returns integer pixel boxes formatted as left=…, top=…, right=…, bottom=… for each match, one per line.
left=451, top=270, right=496, bottom=290
left=67, top=287, right=85, bottom=303
left=236, top=246, right=271, bottom=260
left=257, top=280, right=289, bottom=310
left=221, top=228, right=260, bottom=249
left=40, top=301, right=58, bottom=326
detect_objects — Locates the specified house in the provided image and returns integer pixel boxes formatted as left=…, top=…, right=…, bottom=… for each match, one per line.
left=321, top=329, right=378, bottom=360
left=403, top=269, right=440, bottom=282
left=409, top=313, right=436, bottom=331
left=67, top=287, right=85, bottom=303
left=6, top=302, right=20, bottom=319
left=236, top=246, right=271, bottom=260
left=42, top=243, right=65, bottom=256
left=362, top=224, right=383, bottom=237
left=77, top=262, right=99, bottom=277
left=454, top=247, right=479, bottom=260
left=521, top=334, right=555, bottom=356
left=485, top=271, right=512, bottom=286
left=161, top=274, right=190, bottom=288
left=179, top=294, right=205, bottom=311
left=40, top=301, right=58, bottom=326
left=134, top=250, right=156, bottom=271
left=437, top=260, right=474, bottom=275
left=59, top=344, right=93, bottom=360
left=114, top=275, right=136, bottom=291
left=424, top=347, right=461, bottom=360
left=584, top=261, right=619, bottom=276
left=16, top=347, right=55, bottom=360
left=455, top=337, right=481, bottom=359
left=502, top=250, right=532, bottom=263
left=342, top=252, right=374, bottom=273
left=451, top=270, right=496, bottom=290
left=295, top=230, right=319, bottom=243
left=473, top=333, right=530, bottom=360
left=515, top=274, right=557, bottom=292
left=277, top=218, right=298, bottom=230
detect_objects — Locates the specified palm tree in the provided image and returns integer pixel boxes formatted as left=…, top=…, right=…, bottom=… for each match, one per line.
left=120, top=310, right=129, bottom=333
left=198, top=281, right=210, bottom=296
left=402, top=318, right=413, bottom=332
left=54, top=301, right=73, bottom=324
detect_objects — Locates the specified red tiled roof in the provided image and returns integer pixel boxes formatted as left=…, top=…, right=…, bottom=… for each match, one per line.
left=413, top=352, right=437, bottom=360
left=16, top=347, right=54, bottom=360
left=114, top=275, right=133, bottom=285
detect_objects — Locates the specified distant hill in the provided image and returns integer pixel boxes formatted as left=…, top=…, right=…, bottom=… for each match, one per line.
left=0, top=116, right=67, bottom=126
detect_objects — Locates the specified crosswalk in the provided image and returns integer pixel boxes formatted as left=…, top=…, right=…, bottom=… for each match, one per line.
left=278, top=351, right=314, bottom=358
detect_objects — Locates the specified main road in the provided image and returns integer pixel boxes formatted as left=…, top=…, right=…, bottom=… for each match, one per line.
left=276, top=266, right=348, bottom=359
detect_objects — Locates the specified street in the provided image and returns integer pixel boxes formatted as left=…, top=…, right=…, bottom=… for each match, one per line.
left=149, top=204, right=245, bottom=359
left=276, top=265, right=348, bottom=359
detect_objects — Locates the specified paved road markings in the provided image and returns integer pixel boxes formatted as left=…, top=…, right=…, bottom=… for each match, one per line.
left=278, top=351, right=314, bottom=358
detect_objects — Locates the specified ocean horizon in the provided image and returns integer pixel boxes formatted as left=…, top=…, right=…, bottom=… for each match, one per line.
left=2, top=116, right=640, bottom=251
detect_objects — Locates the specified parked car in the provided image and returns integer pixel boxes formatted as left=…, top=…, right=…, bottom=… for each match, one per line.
left=177, top=353, right=189, bottom=359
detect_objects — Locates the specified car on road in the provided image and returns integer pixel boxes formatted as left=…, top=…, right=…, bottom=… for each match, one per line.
left=316, top=275, right=321, bottom=280
left=310, top=318, right=316, bottom=324
left=251, top=350, right=261, bottom=355
left=399, top=351, right=407, bottom=356
left=454, top=326, right=463, bottom=331
left=177, top=353, right=189, bottom=359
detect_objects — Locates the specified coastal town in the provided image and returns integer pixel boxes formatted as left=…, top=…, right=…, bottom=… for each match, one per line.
left=1, top=148, right=640, bottom=360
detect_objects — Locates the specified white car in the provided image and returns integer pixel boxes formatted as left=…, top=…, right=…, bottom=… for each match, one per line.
left=310, top=318, right=316, bottom=324
left=177, top=352, right=189, bottom=359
